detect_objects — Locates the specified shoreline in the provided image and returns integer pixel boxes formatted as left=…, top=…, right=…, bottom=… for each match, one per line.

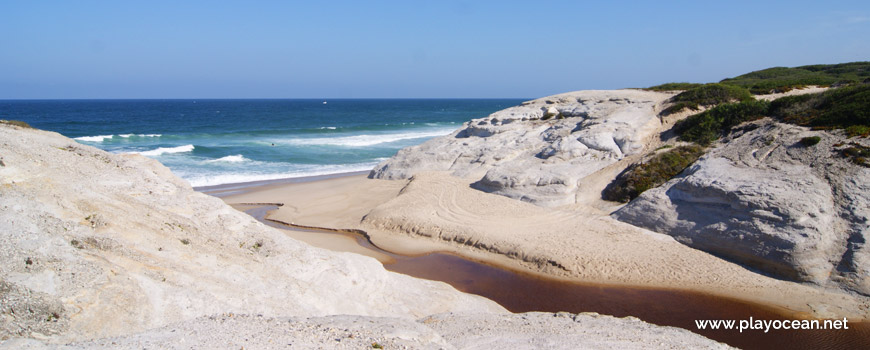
left=195, top=170, right=369, bottom=198
left=213, top=172, right=870, bottom=322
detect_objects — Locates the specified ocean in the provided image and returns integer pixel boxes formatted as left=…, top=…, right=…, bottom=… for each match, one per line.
left=1, top=99, right=524, bottom=187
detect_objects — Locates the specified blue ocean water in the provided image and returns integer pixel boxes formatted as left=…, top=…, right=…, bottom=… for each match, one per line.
left=2, top=99, right=524, bottom=187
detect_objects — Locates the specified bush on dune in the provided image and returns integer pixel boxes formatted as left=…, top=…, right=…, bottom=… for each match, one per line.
left=674, top=100, right=770, bottom=145
left=644, top=82, right=704, bottom=92
left=769, top=83, right=870, bottom=132
left=721, top=62, right=870, bottom=94
left=662, top=84, right=753, bottom=115
left=672, top=83, right=870, bottom=146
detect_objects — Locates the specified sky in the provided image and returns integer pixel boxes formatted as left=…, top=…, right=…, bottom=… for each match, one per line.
left=1, top=1, right=869, bottom=99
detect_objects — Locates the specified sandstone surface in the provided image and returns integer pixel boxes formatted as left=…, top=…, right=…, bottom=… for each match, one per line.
left=614, top=120, right=870, bottom=294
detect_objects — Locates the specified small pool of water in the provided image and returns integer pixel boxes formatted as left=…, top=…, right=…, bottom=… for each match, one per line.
left=247, top=205, right=870, bottom=350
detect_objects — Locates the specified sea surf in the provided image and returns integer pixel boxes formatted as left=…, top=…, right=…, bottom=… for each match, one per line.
left=2, top=99, right=524, bottom=186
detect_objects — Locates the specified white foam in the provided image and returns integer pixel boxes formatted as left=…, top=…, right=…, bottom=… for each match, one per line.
left=318, top=126, right=337, bottom=130
left=74, top=135, right=114, bottom=142
left=206, top=155, right=248, bottom=163
left=130, top=144, right=195, bottom=156
left=119, top=133, right=162, bottom=138
left=76, top=134, right=162, bottom=142
left=284, top=128, right=455, bottom=147
left=184, top=163, right=377, bottom=187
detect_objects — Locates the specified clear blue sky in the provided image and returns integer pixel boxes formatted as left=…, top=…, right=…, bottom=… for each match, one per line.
left=2, top=1, right=868, bottom=99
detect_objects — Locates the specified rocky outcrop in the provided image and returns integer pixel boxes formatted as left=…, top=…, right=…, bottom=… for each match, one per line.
left=0, top=124, right=503, bottom=342
left=370, top=90, right=674, bottom=206
left=613, top=120, right=870, bottom=294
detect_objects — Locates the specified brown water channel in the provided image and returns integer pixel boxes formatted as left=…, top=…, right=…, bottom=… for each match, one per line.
left=247, top=205, right=870, bottom=350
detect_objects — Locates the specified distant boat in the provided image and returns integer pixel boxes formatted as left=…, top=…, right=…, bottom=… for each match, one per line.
left=323, top=101, right=327, bottom=104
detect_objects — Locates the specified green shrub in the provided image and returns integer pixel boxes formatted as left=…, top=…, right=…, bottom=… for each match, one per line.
left=806, top=84, right=870, bottom=128
left=0, top=120, right=32, bottom=128
left=721, top=62, right=870, bottom=94
left=767, top=93, right=817, bottom=124
left=769, top=84, right=870, bottom=132
left=661, top=101, right=699, bottom=115
left=845, top=125, right=870, bottom=138
left=602, top=145, right=706, bottom=203
left=671, top=83, right=754, bottom=105
left=664, top=84, right=753, bottom=114
left=645, top=82, right=704, bottom=91
left=799, top=136, right=821, bottom=146
left=675, top=100, right=771, bottom=145
left=842, top=144, right=870, bottom=167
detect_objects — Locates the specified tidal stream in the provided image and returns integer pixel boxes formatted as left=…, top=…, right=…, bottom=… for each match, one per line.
left=246, top=205, right=870, bottom=350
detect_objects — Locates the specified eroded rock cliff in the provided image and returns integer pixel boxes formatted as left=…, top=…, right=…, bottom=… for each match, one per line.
left=614, top=120, right=870, bottom=294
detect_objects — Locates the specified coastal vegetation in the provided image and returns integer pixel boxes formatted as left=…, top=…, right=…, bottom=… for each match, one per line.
left=0, top=119, right=33, bottom=128
left=602, top=145, right=706, bottom=202
left=673, top=83, right=870, bottom=145
left=650, top=62, right=870, bottom=95
left=799, top=136, right=821, bottom=147
left=661, top=84, right=753, bottom=115
left=620, top=63, right=870, bottom=202
left=768, top=83, right=870, bottom=130
left=842, top=143, right=870, bottom=167
left=721, top=62, right=870, bottom=94
left=673, top=100, right=770, bottom=145
left=644, top=82, right=704, bottom=91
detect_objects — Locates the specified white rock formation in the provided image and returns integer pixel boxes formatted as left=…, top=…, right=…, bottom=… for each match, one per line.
left=369, top=90, right=675, bottom=206
left=0, top=124, right=728, bottom=348
left=0, top=124, right=502, bottom=342
left=613, top=120, right=870, bottom=294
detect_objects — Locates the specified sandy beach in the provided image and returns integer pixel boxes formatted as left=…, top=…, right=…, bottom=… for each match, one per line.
left=221, top=171, right=870, bottom=321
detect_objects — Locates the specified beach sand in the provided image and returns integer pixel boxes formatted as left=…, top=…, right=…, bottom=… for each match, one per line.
left=220, top=172, right=870, bottom=321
